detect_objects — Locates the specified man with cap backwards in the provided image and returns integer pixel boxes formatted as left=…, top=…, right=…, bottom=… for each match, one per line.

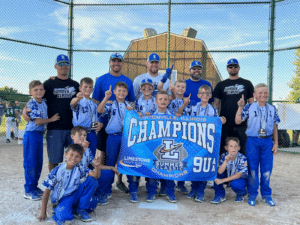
left=92, top=53, right=135, bottom=197
left=183, top=60, right=214, bottom=103
left=213, top=58, right=254, bottom=156
left=133, top=53, right=173, bottom=99
left=23, top=54, right=79, bottom=172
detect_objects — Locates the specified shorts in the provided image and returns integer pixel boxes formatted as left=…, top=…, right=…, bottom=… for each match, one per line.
left=46, top=130, right=72, bottom=164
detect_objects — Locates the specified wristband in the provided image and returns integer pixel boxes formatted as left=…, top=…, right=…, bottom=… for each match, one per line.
left=161, top=77, right=167, bottom=83
left=236, top=113, right=241, bottom=116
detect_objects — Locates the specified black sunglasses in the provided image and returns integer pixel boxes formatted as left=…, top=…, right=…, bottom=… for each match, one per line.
left=227, top=65, right=239, bottom=69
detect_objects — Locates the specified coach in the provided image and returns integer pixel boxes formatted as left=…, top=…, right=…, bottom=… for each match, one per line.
left=183, top=60, right=214, bottom=103
left=213, top=58, right=254, bottom=155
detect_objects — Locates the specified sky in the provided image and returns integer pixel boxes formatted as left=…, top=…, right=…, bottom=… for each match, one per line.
left=0, top=0, right=300, bottom=101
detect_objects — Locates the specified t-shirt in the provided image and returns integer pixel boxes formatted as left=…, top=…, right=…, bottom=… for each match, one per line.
left=43, top=77, right=79, bottom=130
left=5, top=106, right=17, bottom=118
left=184, top=78, right=214, bottom=103
left=0, top=104, right=5, bottom=116
left=25, top=99, right=48, bottom=132
left=213, top=78, right=254, bottom=126
left=219, top=152, right=248, bottom=179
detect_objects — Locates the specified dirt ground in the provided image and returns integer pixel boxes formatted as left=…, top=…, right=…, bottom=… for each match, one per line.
left=0, top=142, right=299, bottom=225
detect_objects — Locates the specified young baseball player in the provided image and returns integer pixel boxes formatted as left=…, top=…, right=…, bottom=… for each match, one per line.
left=167, top=79, right=195, bottom=195
left=5, top=101, right=19, bottom=143
left=70, top=77, right=102, bottom=157
left=235, top=83, right=280, bottom=206
left=145, top=91, right=177, bottom=203
left=23, top=80, right=60, bottom=200
left=97, top=81, right=133, bottom=203
left=211, top=137, right=248, bottom=204
left=177, top=85, right=226, bottom=203
left=39, top=144, right=101, bottom=224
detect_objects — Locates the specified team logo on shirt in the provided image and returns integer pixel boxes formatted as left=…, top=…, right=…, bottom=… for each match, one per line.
left=224, top=84, right=245, bottom=95
left=153, top=139, right=188, bottom=172
left=53, top=86, right=77, bottom=98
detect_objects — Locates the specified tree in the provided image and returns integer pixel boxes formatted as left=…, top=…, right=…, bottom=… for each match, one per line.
left=0, top=86, right=30, bottom=102
left=287, top=47, right=300, bottom=102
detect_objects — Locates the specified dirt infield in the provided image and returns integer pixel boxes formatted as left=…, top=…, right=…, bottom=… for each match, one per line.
left=0, top=143, right=299, bottom=225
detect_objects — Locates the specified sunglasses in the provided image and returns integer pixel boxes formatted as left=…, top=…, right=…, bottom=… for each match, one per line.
left=191, top=67, right=202, bottom=70
left=57, top=62, right=70, bottom=67
left=110, top=54, right=123, bottom=60
left=199, top=92, right=211, bottom=96
left=227, top=65, right=239, bottom=69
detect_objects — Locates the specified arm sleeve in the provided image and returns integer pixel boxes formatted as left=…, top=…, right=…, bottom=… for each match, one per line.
left=42, top=167, right=59, bottom=190
left=28, top=100, right=42, bottom=120
left=237, top=155, right=248, bottom=174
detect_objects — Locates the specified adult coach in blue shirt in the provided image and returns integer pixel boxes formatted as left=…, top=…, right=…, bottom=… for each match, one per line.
left=183, top=60, right=214, bottom=103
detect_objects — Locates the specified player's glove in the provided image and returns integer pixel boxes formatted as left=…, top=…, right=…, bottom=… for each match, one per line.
left=161, top=65, right=174, bottom=83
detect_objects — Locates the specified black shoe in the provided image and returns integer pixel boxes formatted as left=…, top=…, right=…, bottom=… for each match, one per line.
left=6, top=139, right=11, bottom=143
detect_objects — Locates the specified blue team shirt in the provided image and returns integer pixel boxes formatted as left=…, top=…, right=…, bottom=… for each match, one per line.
left=71, top=98, right=99, bottom=128
left=241, top=102, right=280, bottom=137
left=79, top=147, right=94, bottom=168
left=102, top=100, right=131, bottom=134
left=184, top=79, right=214, bottom=103
left=167, top=98, right=195, bottom=115
left=92, top=73, right=135, bottom=103
left=190, top=103, right=219, bottom=117
left=219, top=152, right=248, bottom=179
left=134, top=96, right=157, bottom=114
left=25, top=99, right=48, bottom=132
left=153, top=108, right=174, bottom=115
left=42, top=162, right=90, bottom=204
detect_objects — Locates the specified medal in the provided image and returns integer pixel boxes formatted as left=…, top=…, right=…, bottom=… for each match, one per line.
left=257, top=104, right=269, bottom=138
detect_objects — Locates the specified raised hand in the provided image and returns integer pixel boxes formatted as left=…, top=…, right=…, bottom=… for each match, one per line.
left=76, top=91, right=84, bottom=100
left=165, top=64, right=174, bottom=78
left=105, top=85, right=112, bottom=99
left=237, top=94, right=245, bottom=107
left=183, top=93, right=191, bottom=106
left=50, top=113, right=60, bottom=122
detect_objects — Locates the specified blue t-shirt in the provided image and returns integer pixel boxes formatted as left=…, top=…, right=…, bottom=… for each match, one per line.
left=25, top=99, right=48, bottom=132
left=184, top=78, right=214, bottom=103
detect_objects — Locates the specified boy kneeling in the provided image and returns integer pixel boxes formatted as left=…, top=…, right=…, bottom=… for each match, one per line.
left=39, top=144, right=101, bottom=224
left=212, top=137, right=248, bottom=203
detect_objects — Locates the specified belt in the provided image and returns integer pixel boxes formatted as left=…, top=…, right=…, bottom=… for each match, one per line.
left=86, top=128, right=96, bottom=133
left=258, top=135, right=271, bottom=139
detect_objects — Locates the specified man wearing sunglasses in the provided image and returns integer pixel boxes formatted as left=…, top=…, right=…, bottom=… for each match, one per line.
left=183, top=60, right=214, bottom=103
left=213, top=58, right=254, bottom=156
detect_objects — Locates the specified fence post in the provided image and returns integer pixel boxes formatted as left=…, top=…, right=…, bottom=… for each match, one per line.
left=268, top=0, right=276, bottom=104
left=68, top=0, right=74, bottom=79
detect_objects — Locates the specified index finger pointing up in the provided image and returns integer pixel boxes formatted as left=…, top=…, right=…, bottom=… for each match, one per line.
left=109, top=85, right=111, bottom=91
left=242, top=94, right=244, bottom=100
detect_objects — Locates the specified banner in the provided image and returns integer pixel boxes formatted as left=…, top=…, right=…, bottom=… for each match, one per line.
left=118, top=110, right=222, bottom=181
left=277, top=103, right=300, bottom=130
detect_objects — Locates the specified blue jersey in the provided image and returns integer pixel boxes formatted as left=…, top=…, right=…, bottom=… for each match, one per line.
left=134, top=96, right=157, bottom=114
left=25, top=99, right=48, bottom=132
left=79, top=147, right=94, bottom=168
left=241, top=102, right=280, bottom=137
left=102, top=100, right=131, bottom=134
left=219, top=152, right=248, bottom=179
left=153, top=108, right=174, bottom=115
left=191, top=103, right=219, bottom=117
left=167, top=98, right=195, bottom=115
left=71, top=98, right=99, bottom=128
left=92, top=73, right=135, bottom=103
left=184, top=78, right=214, bottom=103
left=42, top=162, right=90, bottom=204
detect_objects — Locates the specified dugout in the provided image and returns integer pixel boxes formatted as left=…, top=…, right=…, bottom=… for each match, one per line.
left=122, top=29, right=222, bottom=88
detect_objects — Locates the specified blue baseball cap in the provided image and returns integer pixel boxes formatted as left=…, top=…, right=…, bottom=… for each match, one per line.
left=189, top=60, right=202, bottom=69
left=227, top=58, right=239, bottom=66
left=55, top=54, right=70, bottom=64
left=110, top=52, right=123, bottom=61
left=140, top=79, right=154, bottom=88
left=147, top=53, right=160, bottom=62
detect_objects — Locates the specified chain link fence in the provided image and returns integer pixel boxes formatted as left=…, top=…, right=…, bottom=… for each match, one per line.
left=0, top=0, right=300, bottom=151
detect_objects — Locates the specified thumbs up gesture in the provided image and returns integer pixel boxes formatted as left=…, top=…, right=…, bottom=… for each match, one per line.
left=237, top=94, right=245, bottom=107
left=105, top=85, right=112, bottom=99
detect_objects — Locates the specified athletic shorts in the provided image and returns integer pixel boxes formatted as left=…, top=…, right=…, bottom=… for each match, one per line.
left=46, top=130, right=72, bottom=164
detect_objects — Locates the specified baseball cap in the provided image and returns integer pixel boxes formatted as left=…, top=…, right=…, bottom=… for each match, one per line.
left=189, top=60, right=202, bottom=69
left=140, top=79, right=154, bottom=88
left=110, top=52, right=123, bottom=61
left=147, top=53, right=160, bottom=62
left=227, top=58, right=239, bottom=66
left=55, top=54, right=70, bottom=64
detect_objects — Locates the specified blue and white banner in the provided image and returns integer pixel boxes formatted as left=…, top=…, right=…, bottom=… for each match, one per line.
left=118, top=110, right=222, bottom=181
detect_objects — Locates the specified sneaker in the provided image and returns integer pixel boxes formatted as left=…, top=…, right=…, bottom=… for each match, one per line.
left=166, top=194, right=177, bottom=203
left=36, top=187, right=44, bottom=196
left=116, top=182, right=129, bottom=193
left=24, top=192, right=42, bottom=201
left=129, top=192, right=138, bottom=203
left=248, top=196, right=256, bottom=206
left=195, top=192, right=204, bottom=203
left=98, top=195, right=108, bottom=206
left=106, top=193, right=112, bottom=199
left=211, top=196, right=226, bottom=204
left=75, top=208, right=92, bottom=222
left=176, top=185, right=189, bottom=195
left=146, top=193, right=156, bottom=203
left=207, top=181, right=214, bottom=188
left=187, top=189, right=197, bottom=199
left=6, top=139, right=10, bottom=143
left=159, top=186, right=167, bottom=196
left=262, top=196, right=276, bottom=206
left=235, top=195, right=244, bottom=202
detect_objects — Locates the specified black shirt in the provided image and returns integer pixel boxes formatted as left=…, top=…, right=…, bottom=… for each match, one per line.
left=213, top=77, right=254, bottom=126
left=43, top=77, right=79, bottom=130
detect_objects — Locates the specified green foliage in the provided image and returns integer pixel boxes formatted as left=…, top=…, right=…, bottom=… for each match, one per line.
left=0, top=86, right=30, bottom=103
left=287, top=48, right=300, bottom=102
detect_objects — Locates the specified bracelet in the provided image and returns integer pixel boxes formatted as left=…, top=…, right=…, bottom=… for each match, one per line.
left=236, top=113, right=241, bottom=116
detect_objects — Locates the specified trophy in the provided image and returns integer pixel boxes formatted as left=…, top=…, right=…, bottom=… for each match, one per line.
left=91, top=122, right=97, bottom=130
left=258, top=128, right=267, bottom=137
